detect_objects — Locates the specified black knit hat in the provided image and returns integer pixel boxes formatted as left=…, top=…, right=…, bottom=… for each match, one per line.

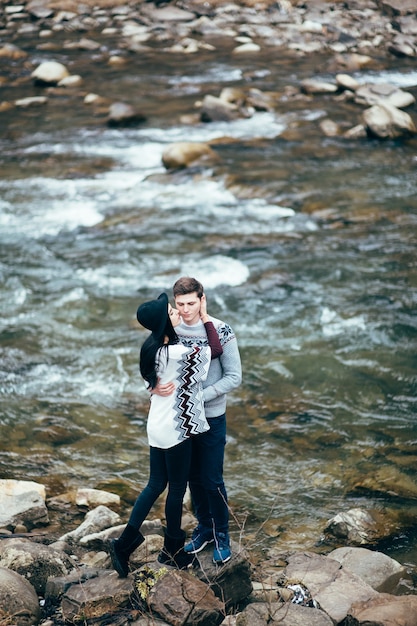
left=136, top=293, right=169, bottom=337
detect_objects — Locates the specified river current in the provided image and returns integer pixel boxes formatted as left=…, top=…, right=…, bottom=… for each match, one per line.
left=1, top=41, right=417, bottom=569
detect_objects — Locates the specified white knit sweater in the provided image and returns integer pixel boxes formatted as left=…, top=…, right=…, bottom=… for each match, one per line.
left=147, top=343, right=211, bottom=448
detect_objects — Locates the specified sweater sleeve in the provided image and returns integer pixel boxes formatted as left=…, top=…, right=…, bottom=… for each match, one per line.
left=204, top=321, right=223, bottom=359
left=203, top=325, right=242, bottom=404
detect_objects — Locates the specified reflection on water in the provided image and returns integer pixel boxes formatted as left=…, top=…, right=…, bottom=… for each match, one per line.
left=1, top=47, right=417, bottom=567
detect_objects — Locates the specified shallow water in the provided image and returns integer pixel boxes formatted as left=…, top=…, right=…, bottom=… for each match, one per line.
left=1, top=39, right=417, bottom=569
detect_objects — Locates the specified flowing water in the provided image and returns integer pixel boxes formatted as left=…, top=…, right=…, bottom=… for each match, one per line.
left=1, top=39, right=417, bottom=570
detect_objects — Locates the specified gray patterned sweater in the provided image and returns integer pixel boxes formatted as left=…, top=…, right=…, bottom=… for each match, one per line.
left=175, top=316, right=242, bottom=418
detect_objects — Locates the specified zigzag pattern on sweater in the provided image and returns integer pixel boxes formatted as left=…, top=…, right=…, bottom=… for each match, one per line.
left=173, top=346, right=209, bottom=439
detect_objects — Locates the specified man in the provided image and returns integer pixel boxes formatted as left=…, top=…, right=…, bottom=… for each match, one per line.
left=169, top=276, right=242, bottom=564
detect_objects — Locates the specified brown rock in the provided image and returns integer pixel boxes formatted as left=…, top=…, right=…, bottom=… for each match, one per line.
left=61, top=569, right=132, bottom=622
left=148, top=568, right=224, bottom=626
left=348, top=593, right=417, bottom=625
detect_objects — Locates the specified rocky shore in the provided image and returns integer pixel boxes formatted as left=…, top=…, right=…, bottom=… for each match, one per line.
left=1, top=0, right=417, bottom=141
left=1, top=0, right=417, bottom=62
left=1, top=478, right=417, bottom=625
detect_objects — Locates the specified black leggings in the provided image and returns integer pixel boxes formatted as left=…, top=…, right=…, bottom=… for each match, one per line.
left=128, top=438, right=192, bottom=538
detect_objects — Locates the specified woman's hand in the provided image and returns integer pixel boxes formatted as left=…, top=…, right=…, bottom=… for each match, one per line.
left=200, top=294, right=209, bottom=323
left=152, top=378, right=175, bottom=396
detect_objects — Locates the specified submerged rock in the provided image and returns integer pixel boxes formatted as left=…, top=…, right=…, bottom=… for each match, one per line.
left=107, top=102, right=146, bottom=127
left=324, top=507, right=384, bottom=545
left=162, top=141, right=218, bottom=169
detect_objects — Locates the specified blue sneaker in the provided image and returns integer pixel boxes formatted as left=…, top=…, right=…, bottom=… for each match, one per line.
left=184, top=525, right=214, bottom=554
left=213, top=532, right=231, bottom=565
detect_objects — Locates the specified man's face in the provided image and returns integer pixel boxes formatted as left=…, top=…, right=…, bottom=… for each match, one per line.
left=174, top=292, right=201, bottom=326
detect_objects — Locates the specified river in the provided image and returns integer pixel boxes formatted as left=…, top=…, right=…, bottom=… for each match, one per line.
left=1, top=31, right=417, bottom=574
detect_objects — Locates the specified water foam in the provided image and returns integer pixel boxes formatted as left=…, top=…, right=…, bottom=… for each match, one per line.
left=157, top=255, right=250, bottom=289
left=320, top=307, right=366, bottom=337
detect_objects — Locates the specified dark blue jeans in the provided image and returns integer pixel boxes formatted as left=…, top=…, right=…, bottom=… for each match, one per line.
left=128, top=438, right=192, bottom=538
left=189, top=414, right=229, bottom=535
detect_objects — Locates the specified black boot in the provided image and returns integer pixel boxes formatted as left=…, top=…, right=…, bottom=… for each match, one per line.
left=109, top=523, right=144, bottom=578
left=158, top=530, right=194, bottom=569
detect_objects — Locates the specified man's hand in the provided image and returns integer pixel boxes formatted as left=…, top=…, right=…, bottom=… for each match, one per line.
left=152, top=379, right=175, bottom=397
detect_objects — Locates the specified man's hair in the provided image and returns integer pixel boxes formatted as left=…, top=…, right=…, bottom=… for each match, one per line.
left=173, top=276, right=204, bottom=299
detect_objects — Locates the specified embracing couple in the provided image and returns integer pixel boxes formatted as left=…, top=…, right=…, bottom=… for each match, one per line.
left=109, top=276, right=242, bottom=576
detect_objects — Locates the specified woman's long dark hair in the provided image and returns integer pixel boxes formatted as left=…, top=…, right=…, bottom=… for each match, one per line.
left=139, top=317, right=179, bottom=389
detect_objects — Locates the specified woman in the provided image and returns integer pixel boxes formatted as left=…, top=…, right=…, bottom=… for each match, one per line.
left=109, top=292, right=222, bottom=576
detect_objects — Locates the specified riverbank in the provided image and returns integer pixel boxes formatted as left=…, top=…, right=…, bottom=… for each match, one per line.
left=1, top=479, right=417, bottom=625
left=1, top=0, right=417, bottom=60
left=1, top=0, right=417, bottom=92
left=1, top=0, right=417, bottom=148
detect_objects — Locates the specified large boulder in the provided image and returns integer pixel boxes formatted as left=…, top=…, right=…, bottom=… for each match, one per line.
left=328, top=546, right=411, bottom=594
left=0, top=537, right=75, bottom=595
left=0, top=566, right=41, bottom=626
left=282, top=551, right=379, bottom=624
left=0, top=479, right=48, bottom=530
